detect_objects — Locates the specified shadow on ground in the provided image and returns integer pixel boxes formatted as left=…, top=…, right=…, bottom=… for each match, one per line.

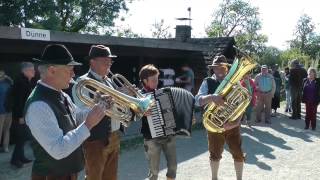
left=118, top=127, right=209, bottom=180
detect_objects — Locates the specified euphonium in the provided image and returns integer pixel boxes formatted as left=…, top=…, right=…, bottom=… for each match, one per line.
left=203, top=48, right=257, bottom=133
left=109, top=71, right=144, bottom=98
left=75, top=78, right=153, bottom=127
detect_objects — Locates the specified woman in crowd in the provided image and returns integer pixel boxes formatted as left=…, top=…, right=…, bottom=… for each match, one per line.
left=302, top=68, right=320, bottom=130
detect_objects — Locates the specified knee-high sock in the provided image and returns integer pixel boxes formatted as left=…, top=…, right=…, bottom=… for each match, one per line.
left=234, top=161, right=244, bottom=180
left=210, top=160, right=219, bottom=180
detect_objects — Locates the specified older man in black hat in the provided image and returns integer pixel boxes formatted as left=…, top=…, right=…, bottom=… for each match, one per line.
left=72, top=45, right=122, bottom=180
left=25, top=44, right=109, bottom=180
left=195, top=55, right=245, bottom=180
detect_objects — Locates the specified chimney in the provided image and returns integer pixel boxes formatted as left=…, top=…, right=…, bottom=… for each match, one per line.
left=175, top=8, right=192, bottom=42
left=175, top=25, right=191, bottom=42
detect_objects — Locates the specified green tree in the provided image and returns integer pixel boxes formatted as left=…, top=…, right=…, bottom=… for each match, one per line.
left=206, top=0, right=267, bottom=54
left=258, top=46, right=281, bottom=67
left=0, top=0, right=128, bottom=33
left=288, top=14, right=320, bottom=68
left=290, top=14, right=315, bottom=53
left=304, top=34, right=320, bottom=59
left=280, top=48, right=310, bottom=68
left=114, top=25, right=141, bottom=38
left=151, top=19, right=172, bottom=39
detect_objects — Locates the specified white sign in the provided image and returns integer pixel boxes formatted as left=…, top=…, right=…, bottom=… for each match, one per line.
left=21, top=28, right=50, bottom=41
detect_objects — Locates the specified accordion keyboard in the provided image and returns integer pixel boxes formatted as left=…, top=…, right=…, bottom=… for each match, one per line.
left=147, top=89, right=176, bottom=138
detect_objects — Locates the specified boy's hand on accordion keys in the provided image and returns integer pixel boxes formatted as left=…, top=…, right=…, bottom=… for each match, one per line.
left=143, top=109, right=152, bottom=116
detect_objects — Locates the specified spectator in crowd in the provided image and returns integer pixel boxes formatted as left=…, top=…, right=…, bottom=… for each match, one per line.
left=289, top=59, right=307, bottom=120
left=175, top=64, right=195, bottom=93
left=302, top=68, right=320, bottom=130
left=284, top=67, right=292, bottom=113
left=240, top=72, right=257, bottom=126
left=271, top=69, right=282, bottom=115
left=254, top=65, right=276, bottom=124
left=0, top=69, right=13, bottom=153
left=11, top=62, right=36, bottom=168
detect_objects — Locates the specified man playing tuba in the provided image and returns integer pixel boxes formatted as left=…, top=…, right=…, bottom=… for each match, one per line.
left=195, top=55, right=245, bottom=180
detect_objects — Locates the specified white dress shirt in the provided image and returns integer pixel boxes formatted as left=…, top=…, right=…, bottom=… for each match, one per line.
left=25, top=81, right=90, bottom=160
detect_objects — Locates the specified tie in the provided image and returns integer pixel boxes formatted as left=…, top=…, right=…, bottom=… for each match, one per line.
left=61, top=93, right=76, bottom=127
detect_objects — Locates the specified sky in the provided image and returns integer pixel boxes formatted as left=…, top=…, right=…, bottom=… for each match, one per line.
left=114, top=0, right=320, bottom=50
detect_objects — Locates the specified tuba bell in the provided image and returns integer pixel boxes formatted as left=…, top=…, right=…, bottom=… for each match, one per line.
left=108, top=71, right=144, bottom=98
left=203, top=47, right=257, bottom=133
left=75, top=78, right=153, bottom=127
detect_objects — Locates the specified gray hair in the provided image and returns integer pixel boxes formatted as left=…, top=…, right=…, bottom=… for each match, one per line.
left=307, top=67, right=317, bottom=76
left=21, top=62, right=34, bottom=70
left=38, top=64, right=50, bottom=78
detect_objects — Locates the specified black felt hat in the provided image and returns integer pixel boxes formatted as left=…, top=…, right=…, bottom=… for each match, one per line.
left=208, top=55, right=230, bottom=68
left=85, top=45, right=117, bottom=60
left=32, top=44, right=82, bottom=66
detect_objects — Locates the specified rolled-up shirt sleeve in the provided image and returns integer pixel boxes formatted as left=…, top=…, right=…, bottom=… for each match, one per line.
left=25, top=101, right=90, bottom=160
left=195, top=79, right=209, bottom=106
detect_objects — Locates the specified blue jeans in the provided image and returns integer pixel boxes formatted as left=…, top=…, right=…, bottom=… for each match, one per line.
left=144, top=136, right=177, bottom=180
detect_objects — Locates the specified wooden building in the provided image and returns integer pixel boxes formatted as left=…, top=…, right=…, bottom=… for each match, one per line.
left=0, top=25, right=236, bottom=93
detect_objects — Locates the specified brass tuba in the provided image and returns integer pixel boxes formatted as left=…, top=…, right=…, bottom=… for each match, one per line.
left=75, top=78, right=153, bottom=127
left=203, top=47, right=257, bottom=133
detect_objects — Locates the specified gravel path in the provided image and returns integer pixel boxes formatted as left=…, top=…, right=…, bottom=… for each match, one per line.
left=1, top=105, right=319, bottom=180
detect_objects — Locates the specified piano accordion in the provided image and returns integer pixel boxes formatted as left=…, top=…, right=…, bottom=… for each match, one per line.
left=145, top=87, right=194, bottom=138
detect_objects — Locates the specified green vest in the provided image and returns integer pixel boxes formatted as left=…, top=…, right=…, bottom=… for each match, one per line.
left=25, top=83, right=84, bottom=176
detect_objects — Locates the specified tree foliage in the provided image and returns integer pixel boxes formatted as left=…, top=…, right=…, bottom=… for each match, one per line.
left=290, top=14, right=315, bottom=53
left=151, top=19, right=172, bottom=39
left=0, top=0, right=128, bottom=33
left=258, top=46, right=281, bottom=67
left=287, top=13, right=320, bottom=68
left=280, top=48, right=310, bottom=68
left=114, top=25, right=141, bottom=38
left=206, top=0, right=267, bottom=54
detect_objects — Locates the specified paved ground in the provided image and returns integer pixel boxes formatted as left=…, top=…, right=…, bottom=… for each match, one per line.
left=1, top=104, right=319, bottom=180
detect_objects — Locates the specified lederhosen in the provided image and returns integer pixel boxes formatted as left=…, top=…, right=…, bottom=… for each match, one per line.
left=205, top=77, right=245, bottom=162
left=80, top=72, right=120, bottom=180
